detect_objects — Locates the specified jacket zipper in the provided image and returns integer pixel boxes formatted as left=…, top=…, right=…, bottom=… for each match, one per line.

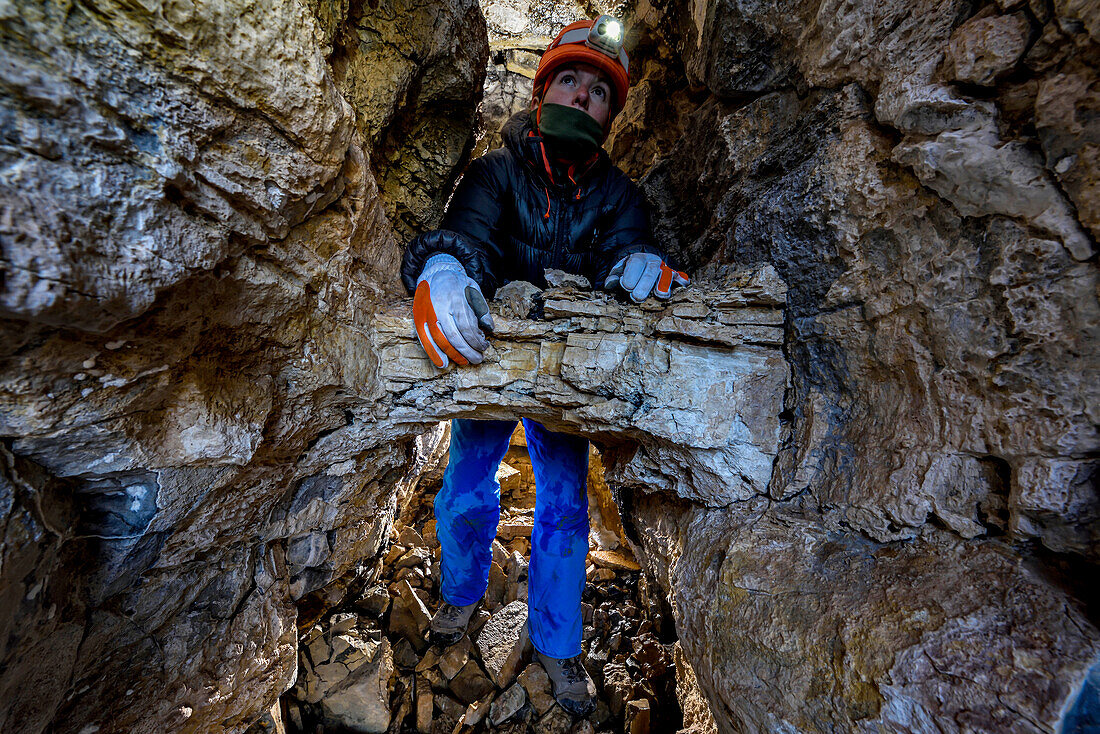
left=535, top=140, right=592, bottom=270
left=554, top=189, right=566, bottom=268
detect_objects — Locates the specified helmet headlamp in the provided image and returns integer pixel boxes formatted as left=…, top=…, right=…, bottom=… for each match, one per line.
left=586, top=15, right=625, bottom=61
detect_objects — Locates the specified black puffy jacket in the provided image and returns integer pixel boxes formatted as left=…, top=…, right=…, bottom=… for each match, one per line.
left=400, top=110, right=664, bottom=299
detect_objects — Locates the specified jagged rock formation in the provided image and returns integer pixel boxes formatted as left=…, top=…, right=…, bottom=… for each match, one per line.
left=1, top=0, right=1098, bottom=731
left=285, top=427, right=679, bottom=734
left=604, top=0, right=1100, bottom=729
left=0, top=0, right=480, bottom=731
left=624, top=2, right=1098, bottom=548
left=348, top=0, right=489, bottom=243
left=633, top=495, right=1098, bottom=731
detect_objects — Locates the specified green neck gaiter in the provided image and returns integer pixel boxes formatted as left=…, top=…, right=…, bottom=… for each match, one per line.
left=537, top=103, right=604, bottom=158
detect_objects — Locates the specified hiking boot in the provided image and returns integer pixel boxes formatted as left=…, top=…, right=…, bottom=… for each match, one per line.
left=536, top=651, right=597, bottom=717
left=428, top=600, right=479, bottom=646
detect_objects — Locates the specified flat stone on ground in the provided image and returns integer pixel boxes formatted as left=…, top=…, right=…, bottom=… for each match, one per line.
left=449, top=660, right=496, bottom=705
left=489, top=682, right=529, bottom=727
left=319, top=639, right=394, bottom=734
left=356, top=584, right=392, bottom=618
left=534, top=706, right=572, bottom=734
left=398, top=526, right=425, bottom=548
left=517, top=663, right=556, bottom=716
left=497, top=519, right=534, bottom=541
left=497, top=462, right=522, bottom=493
left=476, top=600, right=531, bottom=688
left=589, top=549, right=640, bottom=572
left=438, top=637, right=471, bottom=680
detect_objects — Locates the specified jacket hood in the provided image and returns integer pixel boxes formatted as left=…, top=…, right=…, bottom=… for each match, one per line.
left=501, top=109, right=609, bottom=188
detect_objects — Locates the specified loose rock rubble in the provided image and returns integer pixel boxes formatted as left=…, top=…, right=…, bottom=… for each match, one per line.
left=280, top=428, right=684, bottom=734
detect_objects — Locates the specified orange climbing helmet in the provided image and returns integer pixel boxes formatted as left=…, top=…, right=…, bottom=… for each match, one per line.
left=533, top=16, right=631, bottom=113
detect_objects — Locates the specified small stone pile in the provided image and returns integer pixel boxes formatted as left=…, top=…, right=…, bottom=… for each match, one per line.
left=276, top=428, right=681, bottom=734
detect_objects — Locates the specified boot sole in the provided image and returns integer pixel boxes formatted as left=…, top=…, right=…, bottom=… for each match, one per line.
left=428, top=628, right=466, bottom=647
left=559, top=698, right=597, bottom=717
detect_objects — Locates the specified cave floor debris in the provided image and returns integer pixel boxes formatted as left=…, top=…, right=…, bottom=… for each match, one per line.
left=274, top=435, right=683, bottom=734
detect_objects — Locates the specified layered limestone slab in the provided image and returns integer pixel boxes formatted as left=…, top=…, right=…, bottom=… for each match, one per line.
left=371, top=267, right=791, bottom=506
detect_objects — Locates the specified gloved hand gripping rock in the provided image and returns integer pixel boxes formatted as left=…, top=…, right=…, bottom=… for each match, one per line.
left=414, top=253, right=495, bottom=369
left=604, top=252, right=689, bottom=302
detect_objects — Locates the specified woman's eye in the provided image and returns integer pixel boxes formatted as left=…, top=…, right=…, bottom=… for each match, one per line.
left=561, top=75, right=574, bottom=85
left=593, top=87, right=606, bottom=98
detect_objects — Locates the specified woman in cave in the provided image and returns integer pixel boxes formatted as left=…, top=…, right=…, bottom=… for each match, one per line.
left=399, top=16, right=688, bottom=716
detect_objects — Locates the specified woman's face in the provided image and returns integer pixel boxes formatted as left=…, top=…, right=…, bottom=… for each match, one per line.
left=536, top=62, right=612, bottom=129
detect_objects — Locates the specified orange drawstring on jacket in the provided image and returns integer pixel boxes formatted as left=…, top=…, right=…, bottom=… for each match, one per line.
left=538, top=140, right=556, bottom=220
left=531, top=123, right=599, bottom=215
left=567, top=165, right=582, bottom=200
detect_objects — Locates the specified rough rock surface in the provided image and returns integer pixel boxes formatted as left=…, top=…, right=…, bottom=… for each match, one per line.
left=613, top=0, right=1100, bottom=729
left=2, top=0, right=1099, bottom=730
left=946, top=11, right=1032, bottom=86
left=281, top=464, right=680, bottom=733
left=477, top=600, right=531, bottom=688
left=0, top=0, right=483, bottom=730
left=634, top=494, right=1100, bottom=732
left=305, top=629, right=393, bottom=731
left=372, top=268, right=789, bottom=504
left=627, top=0, right=1100, bottom=544
left=348, top=0, right=489, bottom=242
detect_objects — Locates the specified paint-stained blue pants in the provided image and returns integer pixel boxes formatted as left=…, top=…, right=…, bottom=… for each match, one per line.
left=434, top=417, right=589, bottom=658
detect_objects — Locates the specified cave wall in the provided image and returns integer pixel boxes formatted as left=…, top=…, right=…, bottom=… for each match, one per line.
left=0, top=0, right=484, bottom=731
left=605, top=0, right=1100, bottom=730
left=619, top=0, right=1099, bottom=552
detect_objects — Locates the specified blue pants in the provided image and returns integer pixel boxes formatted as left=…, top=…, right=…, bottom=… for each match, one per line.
left=434, top=417, right=590, bottom=658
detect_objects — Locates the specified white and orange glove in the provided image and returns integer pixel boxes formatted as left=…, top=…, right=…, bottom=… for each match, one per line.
left=413, top=254, right=495, bottom=369
left=604, top=252, right=689, bottom=302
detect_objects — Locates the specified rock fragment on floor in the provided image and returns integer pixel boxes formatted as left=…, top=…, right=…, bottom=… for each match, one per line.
left=390, top=580, right=432, bottom=650
left=497, top=517, right=535, bottom=541
left=625, top=699, right=650, bottom=734
left=456, top=694, right=494, bottom=729
left=438, top=637, right=471, bottom=680
left=517, top=663, right=556, bottom=716
left=589, top=549, right=640, bottom=572
left=319, top=638, right=394, bottom=733
left=488, top=682, right=529, bottom=726
left=449, top=660, right=496, bottom=705
left=533, top=705, right=571, bottom=734
left=476, top=600, right=531, bottom=688
left=415, top=675, right=433, bottom=733
left=356, top=584, right=392, bottom=618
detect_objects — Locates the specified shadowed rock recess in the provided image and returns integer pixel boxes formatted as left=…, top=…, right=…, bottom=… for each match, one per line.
left=0, top=0, right=1097, bottom=732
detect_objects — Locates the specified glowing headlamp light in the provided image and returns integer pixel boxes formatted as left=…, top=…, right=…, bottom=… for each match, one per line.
left=586, top=14, right=625, bottom=59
